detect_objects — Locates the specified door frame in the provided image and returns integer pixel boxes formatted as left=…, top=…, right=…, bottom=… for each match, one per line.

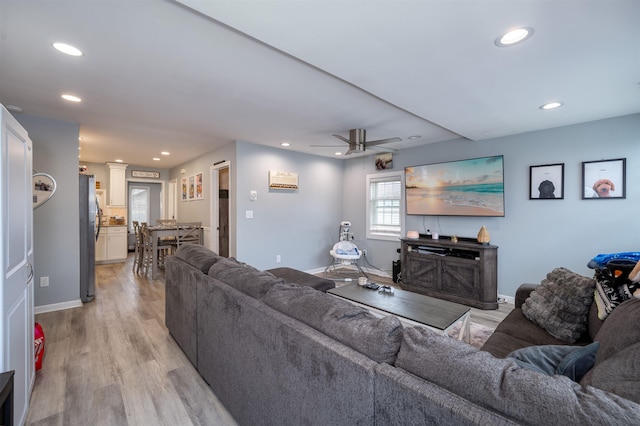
left=209, top=161, right=232, bottom=256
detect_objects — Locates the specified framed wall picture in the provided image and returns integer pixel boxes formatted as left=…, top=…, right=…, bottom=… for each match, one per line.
left=188, top=175, right=195, bottom=200
left=582, top=158, right=626, bottom=199
left=375, top=152, right=393, bottom=170
left=530, top=163, right=564, bottom=199
left=195, top=172, right=203, bottom=200
left=181, top=176, right=188, bottom=201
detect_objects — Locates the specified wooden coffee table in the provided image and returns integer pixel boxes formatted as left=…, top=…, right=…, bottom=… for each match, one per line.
left=328, top=283, right=471, bottom=342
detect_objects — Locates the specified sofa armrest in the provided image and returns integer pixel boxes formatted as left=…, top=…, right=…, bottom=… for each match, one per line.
left=515, top=284, right=538, bottom=308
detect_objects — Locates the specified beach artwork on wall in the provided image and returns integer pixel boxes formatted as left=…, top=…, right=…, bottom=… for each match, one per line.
left=405, top=155, right=505, bottom=217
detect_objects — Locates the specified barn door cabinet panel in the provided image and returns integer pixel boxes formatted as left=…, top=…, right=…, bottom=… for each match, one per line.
left=400, top=238, right=498, bottom=310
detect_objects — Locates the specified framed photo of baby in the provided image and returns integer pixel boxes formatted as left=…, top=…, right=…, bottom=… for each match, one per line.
left=582, top=158, right=626, bottom=199
left=530, top=163, right=564, bottom=200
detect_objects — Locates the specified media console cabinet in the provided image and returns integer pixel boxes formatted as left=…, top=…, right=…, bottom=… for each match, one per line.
left=400, top=237, right=498, bottom=310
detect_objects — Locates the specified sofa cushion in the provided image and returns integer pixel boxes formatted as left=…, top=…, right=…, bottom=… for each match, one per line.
left=396, top=326, right=640, bottom=424
left=580, top=342, right=640, bottom=404
left=580, top=298, right=640, bottom=403
left=174, top=244, right=223, bottom=274
left=263, top=283, right=402, bottom=364
left=592, top=297, right=640, bottom=365
left=521, top=267, right=595, bottom=343
left=507, top=342, right=599, bottom=382
left=208, top=258, right=284, bottom=299
left=266, top=267, right=335, bottom=292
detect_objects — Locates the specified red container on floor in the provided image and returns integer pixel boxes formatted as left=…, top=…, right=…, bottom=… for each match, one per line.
left=34, top=323, right=45, bottom=370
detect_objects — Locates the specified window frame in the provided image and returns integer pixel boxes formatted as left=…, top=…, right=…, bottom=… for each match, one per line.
left=128, top=185, right=151, bottom=232
left=365, top=171, right=404, bottom=241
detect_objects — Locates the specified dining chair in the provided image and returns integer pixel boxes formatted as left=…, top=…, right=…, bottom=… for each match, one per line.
left=132, top=221, right=143, bottom=273
left=174, top=222, right=202, bottom=249
left=156, top=219, right=177, bottom=226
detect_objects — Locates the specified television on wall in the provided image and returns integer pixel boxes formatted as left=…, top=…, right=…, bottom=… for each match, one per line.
left=405, top=155, right=505, bottom=217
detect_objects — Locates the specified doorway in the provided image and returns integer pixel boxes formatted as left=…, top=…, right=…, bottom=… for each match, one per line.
left=127, top=181, right=163, bottom=250
left=210, top=162, right=231, bottom=257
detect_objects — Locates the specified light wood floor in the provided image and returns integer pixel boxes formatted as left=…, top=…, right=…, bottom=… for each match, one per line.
left=26, top=255, right=237, bottom=426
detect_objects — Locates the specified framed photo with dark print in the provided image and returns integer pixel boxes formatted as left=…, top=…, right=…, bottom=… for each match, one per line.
left=530, top=163, right=564, bottom=200
left=582, top=158, right=626, bottom=199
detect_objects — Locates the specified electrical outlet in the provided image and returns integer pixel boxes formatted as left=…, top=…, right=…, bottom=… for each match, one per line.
left=40, top=276, right=49, bottom=287
left=276, top=255, right=281, bottom=263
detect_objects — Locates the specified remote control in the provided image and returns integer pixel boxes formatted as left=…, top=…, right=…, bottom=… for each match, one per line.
left=364, top=283, right=380, bottom=290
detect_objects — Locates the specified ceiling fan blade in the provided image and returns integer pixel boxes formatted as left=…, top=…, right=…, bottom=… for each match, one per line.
left=369, top=145, right=398, bottom=153
left=365, top=137, right=402, bottom=147
left=332, top=134, right=351, bottom=144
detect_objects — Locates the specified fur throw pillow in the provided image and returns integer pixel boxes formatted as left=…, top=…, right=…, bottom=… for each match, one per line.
left=522, top=267, right=595, bottom=343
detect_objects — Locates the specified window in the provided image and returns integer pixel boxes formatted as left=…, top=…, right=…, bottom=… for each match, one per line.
left=366, top=171, right=403, bottom=241
left=129, top=186, right=150, bottom=231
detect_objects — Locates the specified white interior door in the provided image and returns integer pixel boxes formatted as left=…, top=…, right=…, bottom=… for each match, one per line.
left=1, top=105, right=34, bottom=426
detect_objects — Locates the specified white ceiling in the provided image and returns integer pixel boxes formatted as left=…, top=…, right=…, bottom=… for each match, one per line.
left=1, top=0, right=638, bottom=169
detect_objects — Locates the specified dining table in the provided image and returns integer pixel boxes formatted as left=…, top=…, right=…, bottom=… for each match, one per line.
left=147, top=224, right=203, bottom=279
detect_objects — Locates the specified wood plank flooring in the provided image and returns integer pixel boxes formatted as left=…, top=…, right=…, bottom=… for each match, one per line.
left=26, top=255, right=237, bottom=426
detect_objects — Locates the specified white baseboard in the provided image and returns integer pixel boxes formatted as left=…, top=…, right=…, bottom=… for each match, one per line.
left=35, top=299, right=83, bottom=314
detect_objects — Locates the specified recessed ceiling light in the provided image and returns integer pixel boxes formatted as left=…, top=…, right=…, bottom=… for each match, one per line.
left=539, top=101, right=563, bottom=110
left=161, top=151, right=170, bottom=156
left=280, top=142, right=290, bottom=147
left=408, top=135, right=421, bottom=140
left=334, top=152, right=343, bottom=156
left=52, top=42, right=83, bottom=56
left=495, top=27, right=534, bottom=47
left=153, top=157, right=160, bottom=161
left=61, top=94, right=82, bottom=102
left=115, top=159, right=123, bottom=163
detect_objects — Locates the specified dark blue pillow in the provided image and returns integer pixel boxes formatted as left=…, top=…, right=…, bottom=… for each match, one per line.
left=508, top=341, right=600, bottom=382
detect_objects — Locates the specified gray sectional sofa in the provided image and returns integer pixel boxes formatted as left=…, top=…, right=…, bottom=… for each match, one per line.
left=165, top=245, right=640, bottom=425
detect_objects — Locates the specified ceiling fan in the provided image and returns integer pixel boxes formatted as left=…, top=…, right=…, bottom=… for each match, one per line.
left=313, top=129, right=402, bottom=155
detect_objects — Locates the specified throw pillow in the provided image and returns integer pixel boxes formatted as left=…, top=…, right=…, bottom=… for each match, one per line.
left=508, top=342, right=599, bottom=382
left=521, top=267, right=595, bottom=343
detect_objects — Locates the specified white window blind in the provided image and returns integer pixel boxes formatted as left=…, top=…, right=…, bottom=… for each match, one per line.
left=366, top=172, right=402, bottom=240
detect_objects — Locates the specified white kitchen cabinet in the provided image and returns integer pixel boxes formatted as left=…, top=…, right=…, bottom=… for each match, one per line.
left=1, top=104, right=34, bottom=426
left=107, top=162, right=128, bottom=207
left=97, top=226, right=127, bottom=263
left=96, top=232, right=107, bottom=262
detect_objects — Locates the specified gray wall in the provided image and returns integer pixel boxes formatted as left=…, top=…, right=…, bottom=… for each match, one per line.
left=16, top=114, right=81, bottom=308
left=343, top=114, right=640, bottom=297
left=234, top=141, right=343, bottom=270
left=19, top=111, right=640, bottom=309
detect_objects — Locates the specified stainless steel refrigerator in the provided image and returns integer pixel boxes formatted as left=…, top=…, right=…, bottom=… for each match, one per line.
left=79, top=174, right=101, bottom=302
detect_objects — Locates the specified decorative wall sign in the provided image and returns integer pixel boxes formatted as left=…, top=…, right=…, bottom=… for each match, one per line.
left=582, top=158, right=626, bottom=199
left=131, top=170, right=160, bottom=178
left=269, top=170, right=299, bottom=190
left=33, top=172, right=57, bottom=210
